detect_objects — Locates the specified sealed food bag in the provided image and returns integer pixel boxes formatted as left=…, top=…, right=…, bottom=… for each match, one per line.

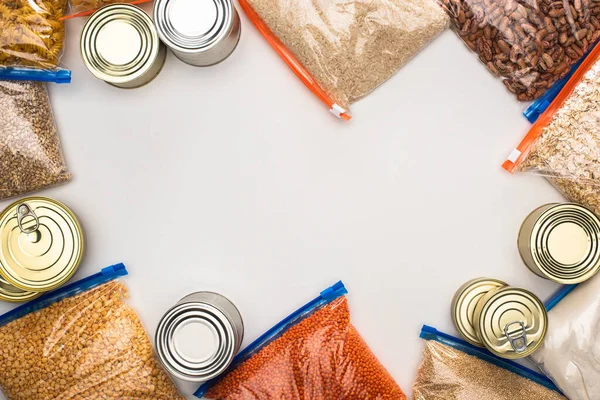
left=503, top=43, right=600, bottom=215
left=0, top=0, right=71, bottom=82
left=439, top=0, right=600, bottom=101
left=62, top=0, right=151, bottom=20
left=195, top=281, right=405, bottom=399
left=0, top=80, right=71, bottom=200
left=0, top=264, right=184, bottom=400
left=530, top=279, right=600, bottom=400
left=241, top=0, right=448, bottom=119
left=414, top=325, right=566, bottom=400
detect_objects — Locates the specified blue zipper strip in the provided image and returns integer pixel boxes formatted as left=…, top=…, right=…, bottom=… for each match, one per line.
left=195, top=281, right=348, bottom=398
left=524, top=41, right=598, bottom=123
left=420, top=325, right=562, bottom=394
left=0, top=263, right=127, bottom=328
left=545, top=284, right=577, bottom=312
left=0, top=67, right=71, bottom=83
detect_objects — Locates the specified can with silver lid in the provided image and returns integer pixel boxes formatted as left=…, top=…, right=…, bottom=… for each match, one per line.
left=518, top=203, right=600, bottom=284
left=81, top=4, right=166, bottom=88
left=154, top=0, right=241, bottom=66
left=451, top=278, right=508, bottom=347
left=0, top=197, right=84, bottom=293
left=473, top=286, right=547, bottom=359
left=156, top=292, right=243, bottom=382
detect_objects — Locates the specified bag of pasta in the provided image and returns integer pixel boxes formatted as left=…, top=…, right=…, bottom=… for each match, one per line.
left=0, top=264, right=184, bottom=400
left=0, top=0, right=71, bottom=82
left=62, top=0, right=151, bottom=20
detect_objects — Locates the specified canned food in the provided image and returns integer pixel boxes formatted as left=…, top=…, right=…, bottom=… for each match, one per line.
left=0, top=275, right=40, bottom=303
left=0, top=197, right=84, bottom=292
left=156, top=292, right=243, bottom=382
left=81, top=4, right=166, bottom=88
left=154, top=0, right=241, bottom=66
left=451, top=278, right=508, bottom=347
left=518, top=203, right=600, bottom=284
left=473, top=287, right=547, bottom=359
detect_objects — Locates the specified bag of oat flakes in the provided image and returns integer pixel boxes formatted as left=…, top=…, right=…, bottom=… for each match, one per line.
left=503, top=43, right=600, bottom=216
left=0, top=264, right=184, bottom=400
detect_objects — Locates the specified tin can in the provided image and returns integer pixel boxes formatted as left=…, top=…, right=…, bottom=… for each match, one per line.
left=81, top=4, right=166, bottom=88
left=473, top=287, right=547, bottom=359
left=155, top=292, right=244, bottom=382
left=518, top=203, right=600, bottom=284
left=451, top=278, right=508, bottom=347
left=154, top=0, right=241, bottom=66
left=0, top=275, right=40, bottom=303
left=0, top=197, right=84, bottom=292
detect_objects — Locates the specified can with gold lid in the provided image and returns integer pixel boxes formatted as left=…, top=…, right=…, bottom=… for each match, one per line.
left=0, top=197, right=84, bottom=293
left=0, top=275, right=40, bottom=303
left=451, top=278, right=508, bottom=347
left=81, top=4, right=166, bottom=88
left=473, top=287, right=547, bottom=359
left=518, top=203, right=600, bottom=284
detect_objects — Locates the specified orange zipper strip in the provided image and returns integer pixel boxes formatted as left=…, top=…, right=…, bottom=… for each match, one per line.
left=503, top=43, right=600, bottom=173
left=60, top=0, right=152, bottom=20
left=238, top=0, right=351, bottom=120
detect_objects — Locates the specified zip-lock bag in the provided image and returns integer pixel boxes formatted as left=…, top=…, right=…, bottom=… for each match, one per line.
left=414, top=325, right=566, bottom=400
left=195, top=281, right=405, bottom=399
left=0, top=264, right=184, bottom=400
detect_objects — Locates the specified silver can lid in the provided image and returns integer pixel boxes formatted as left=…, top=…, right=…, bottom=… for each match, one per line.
left=154, top=0, right=234, bottom=53
left=81, top=4, right=162, bottom=86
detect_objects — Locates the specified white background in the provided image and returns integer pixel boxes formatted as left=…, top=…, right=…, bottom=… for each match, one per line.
left=0, top=4, right=568, bottom=398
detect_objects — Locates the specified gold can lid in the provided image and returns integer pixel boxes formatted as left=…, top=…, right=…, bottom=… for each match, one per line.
left=0, top=275, right=40, bottom=302
left=529, top=203, right=600, bottom=284
left=0, top=197, right=84, bottom=292
left=474, top=287, right=547, bottom=359
left=451, top=278, right=508, bottom=347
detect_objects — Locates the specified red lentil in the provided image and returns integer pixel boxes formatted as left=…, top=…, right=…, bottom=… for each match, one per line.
left=205, top=297, right=405, bottom=399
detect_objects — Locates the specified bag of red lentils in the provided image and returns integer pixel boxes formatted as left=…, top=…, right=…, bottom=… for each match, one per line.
left=195, top=281, right=405, bottom=399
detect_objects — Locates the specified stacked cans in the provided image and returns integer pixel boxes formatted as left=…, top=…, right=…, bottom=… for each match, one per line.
left=518, top=203, right=600, bottom=284
left=452, top=278, right=547, bottom=359
left=156, top=292, right=243, bottom=382
left=0, top=197, right=84, bottom=302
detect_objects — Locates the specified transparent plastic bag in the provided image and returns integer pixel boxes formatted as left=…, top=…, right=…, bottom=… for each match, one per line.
left=414, top=326, right=566, bottom=400
left=0, top=264, right=184, bottom=400
left=531, top=279, right=600, bottom=400
left=0, top=0, right=67, bottom=71
left=240, top=0, right=448, bottom=119
left=439, top=0, right=600, bottom=101
left=61, top=0, right=151, bottom=20
left=195, top=282, right=405, bottom=399
left=503, top=44, right=600, bottom=215
left=0, top=80, right=71, bottom=200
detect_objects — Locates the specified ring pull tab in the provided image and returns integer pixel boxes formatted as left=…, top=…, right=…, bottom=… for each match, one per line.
left=17, top=203, right=39, bottom=234
left=504, top=321, right=528, bottom=353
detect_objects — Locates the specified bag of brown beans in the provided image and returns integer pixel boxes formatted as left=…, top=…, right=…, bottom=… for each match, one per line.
left=0, top=80, right=71, bottom=200
left=414, top=326, right=566, bottom=400
left=0, top=264, right=184, bottom=400
left=439, top=0, right=600, bottom=101
left=195, top=281, right=405, bottom=400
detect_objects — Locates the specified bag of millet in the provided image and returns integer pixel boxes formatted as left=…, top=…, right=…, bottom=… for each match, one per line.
left=195, top=281, right=405, bottom=399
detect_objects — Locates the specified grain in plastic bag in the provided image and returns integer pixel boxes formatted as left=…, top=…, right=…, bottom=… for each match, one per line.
left=0, top=264, right=184, bottom=400
left=414, top=326, right=566, bottom=400
left=503, top=44, right=600, bottom=215
left=530, top=279, right=600, bottom=400
left=439, top=0, right=600, bottom=101
left=195, top=281, right=405, bottom=399
left=0, top=80, right=71, bottom=200
left=240, top=0, right=448, bottom=119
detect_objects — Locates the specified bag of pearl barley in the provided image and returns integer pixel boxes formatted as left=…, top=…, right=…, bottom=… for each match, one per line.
left=195, top=281, right=405, bottom=400
left=414, top=326, right=566, bottom=400
left=0, top=80, right=71, bottom=200
left=0, top=264, right=184, bottom=400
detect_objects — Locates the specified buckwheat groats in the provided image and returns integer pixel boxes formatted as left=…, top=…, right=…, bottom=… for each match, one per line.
left=0, top=280, right=184, bottom=400
left=0, top=81, right=71, bottom=200
left=203, top=297, right=405, bottom=400
left=439, top=0, right=600, bottom=101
